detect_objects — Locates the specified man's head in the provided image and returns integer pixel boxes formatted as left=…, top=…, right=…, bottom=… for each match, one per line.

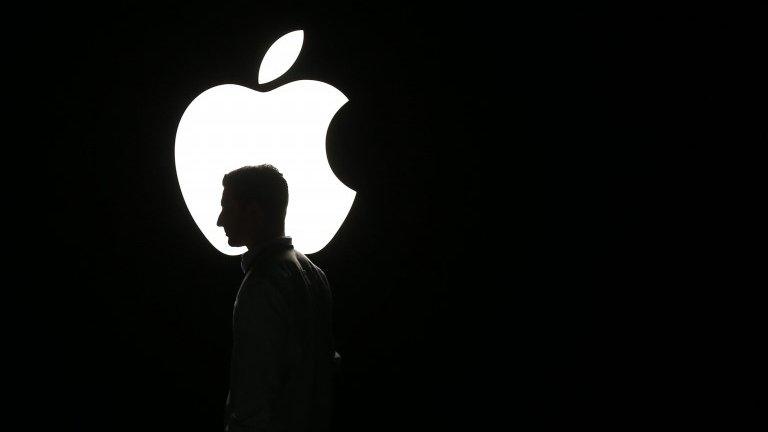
left=217, top=164, right=289, bottom=249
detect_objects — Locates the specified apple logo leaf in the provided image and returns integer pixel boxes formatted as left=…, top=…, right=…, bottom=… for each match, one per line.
left=258, top=30, right=304, bottom=85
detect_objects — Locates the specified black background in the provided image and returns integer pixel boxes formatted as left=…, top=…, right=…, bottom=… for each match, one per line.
left=21, top=2, right=765, bottom=430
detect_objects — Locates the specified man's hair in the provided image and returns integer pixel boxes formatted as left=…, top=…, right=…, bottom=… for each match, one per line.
left=222, top=164, right=289, bottom=224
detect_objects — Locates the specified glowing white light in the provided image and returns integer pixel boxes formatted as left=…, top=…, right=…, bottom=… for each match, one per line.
left=258, top=30, right=304, bottom=85
left=174, top=30, right=355, bottom=255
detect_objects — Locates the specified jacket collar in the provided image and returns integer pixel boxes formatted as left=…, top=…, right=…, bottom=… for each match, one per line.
left=240, top=236, right=293, bottom=274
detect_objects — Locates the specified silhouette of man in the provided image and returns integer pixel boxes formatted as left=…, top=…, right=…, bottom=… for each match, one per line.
left=218, top=164, right=336, bottom=432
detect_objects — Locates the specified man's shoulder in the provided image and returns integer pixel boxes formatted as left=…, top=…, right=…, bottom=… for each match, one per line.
left=245, top=248, right=328, bottom=291
left=296, top=251, right=332, bottom=285
left=244, top=249, right=304, bottom=290
left=293, top=250, right=319, bottom=269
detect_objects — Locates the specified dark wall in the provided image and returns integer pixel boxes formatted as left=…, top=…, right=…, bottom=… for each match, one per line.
left=24, top=2, right=764, bottom=431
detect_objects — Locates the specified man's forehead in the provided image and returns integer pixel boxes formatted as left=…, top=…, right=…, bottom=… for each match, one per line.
left=221, top=187, right=243, bottom=206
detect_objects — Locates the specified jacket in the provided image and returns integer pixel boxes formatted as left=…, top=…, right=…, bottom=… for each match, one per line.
left=225, top=237, right=335, bottom=432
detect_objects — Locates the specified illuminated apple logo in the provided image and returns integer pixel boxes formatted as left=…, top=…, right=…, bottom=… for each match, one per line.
left=175, top=30, right=354, bottom=256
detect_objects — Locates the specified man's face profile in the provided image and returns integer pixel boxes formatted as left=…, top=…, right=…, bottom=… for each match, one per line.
left=217, top=188, right=246, bottom=247
left=217, top=187, right=268, bottom=248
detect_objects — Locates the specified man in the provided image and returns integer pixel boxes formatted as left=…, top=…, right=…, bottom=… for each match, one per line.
left=217, top=164, right=337, bottom=432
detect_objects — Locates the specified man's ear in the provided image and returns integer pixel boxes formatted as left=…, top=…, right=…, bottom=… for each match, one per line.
left=244, top=201, right=263, bottom=218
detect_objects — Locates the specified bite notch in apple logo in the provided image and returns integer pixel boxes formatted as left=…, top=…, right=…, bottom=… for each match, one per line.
left=175, top=30, right=355, bottom=255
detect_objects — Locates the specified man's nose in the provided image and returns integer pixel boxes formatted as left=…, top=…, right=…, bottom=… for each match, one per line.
left=216, top=212, right=223, bottom=227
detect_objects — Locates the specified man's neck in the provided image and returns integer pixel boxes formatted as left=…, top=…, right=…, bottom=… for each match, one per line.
left=245, top=232, right=286, bottom=251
